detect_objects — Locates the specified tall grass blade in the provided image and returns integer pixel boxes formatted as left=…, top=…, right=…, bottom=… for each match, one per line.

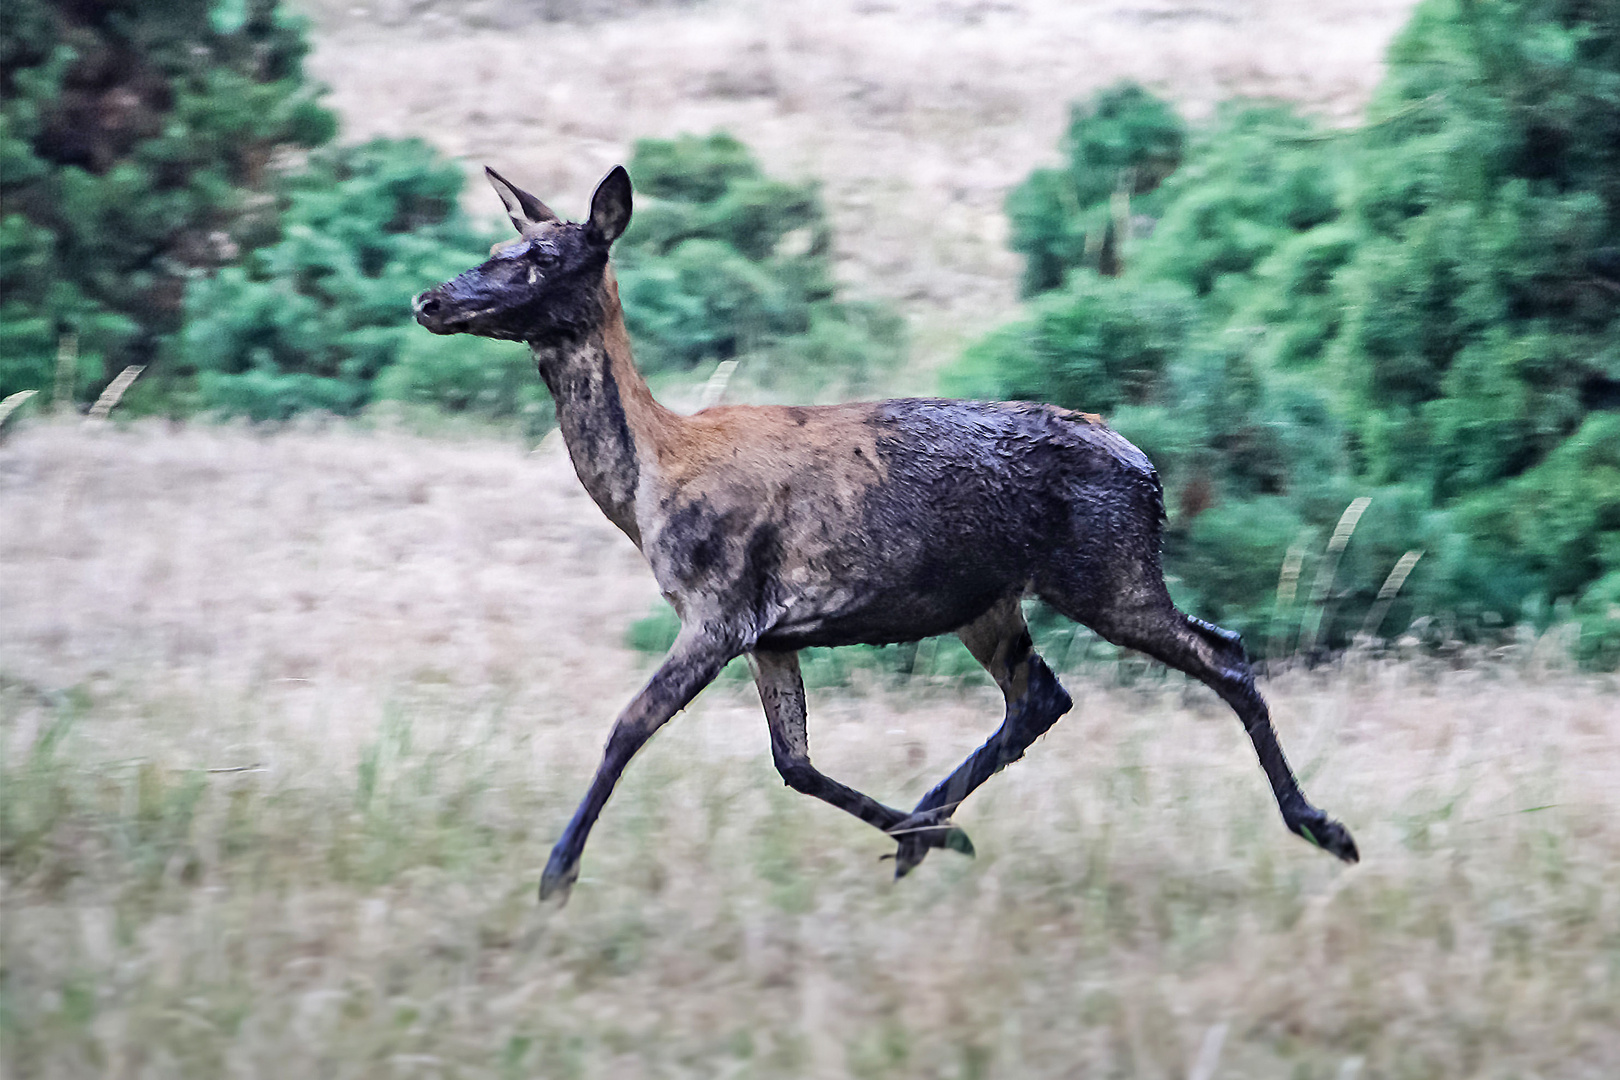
left=1361, top=549, right=1424, bottom=641
left=0, top=389, right=38, bottom=431
left=53, top=333, right=78, bottom=413
left=698, top=359, right=740, bottom=409
left=1268, top=533, right=1311, bottom=662
left=87, top=365, right=146, bottom=423
left=1300, top=496, right=1371, bottom=655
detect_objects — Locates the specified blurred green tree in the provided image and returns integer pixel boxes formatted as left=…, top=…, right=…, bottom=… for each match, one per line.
left=1336, top=0, right=1620, bottom=501
left=1133, top=103, right=1344, bottom=307
left=615, top=132, right=902, bottom=394
left=951, top=0, right=1620, bottom=659
left=0, top=0, right=334, bottom=404
left=942, top=275, right=1195, bottom=415
left=1328, top=0, right=1620, bottom=653
left=179, top=138, right=500, bottom=419
left=1004, top=83, right=1185, bottom=297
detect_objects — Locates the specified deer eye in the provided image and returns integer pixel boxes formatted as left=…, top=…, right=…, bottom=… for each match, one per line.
left=523, top=247, right=560, bottom=285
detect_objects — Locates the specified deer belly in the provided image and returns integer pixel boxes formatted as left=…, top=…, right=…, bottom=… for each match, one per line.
left=757, top=549, right=1022, bottom=649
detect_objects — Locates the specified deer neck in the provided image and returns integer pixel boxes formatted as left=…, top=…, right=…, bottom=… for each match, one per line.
left=531, top=271, right=673, bottom=547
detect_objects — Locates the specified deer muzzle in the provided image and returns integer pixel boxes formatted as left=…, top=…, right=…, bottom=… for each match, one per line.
left=412, top=288, right=461, bottom=334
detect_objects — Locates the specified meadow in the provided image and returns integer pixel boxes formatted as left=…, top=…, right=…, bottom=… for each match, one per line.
left=4, top=420, right=1617, bottom=1078
left=6, top=2, right=1618, bottom=1077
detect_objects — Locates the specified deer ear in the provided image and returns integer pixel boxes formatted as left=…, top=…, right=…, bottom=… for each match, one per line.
left=587, top=165, right=632, bottom=245
left=485, top=167, right=558, bottom=232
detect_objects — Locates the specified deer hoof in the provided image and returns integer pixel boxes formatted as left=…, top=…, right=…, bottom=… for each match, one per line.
left=1293, top=811, right=1360, bottom=864
left=892, top=836, right=928, bottom=879
left=538, top=852, right=579, bottom=906
left=886, top=812, right=975, bottom=879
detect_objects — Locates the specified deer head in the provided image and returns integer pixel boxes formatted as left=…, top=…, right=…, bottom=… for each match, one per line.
left=413, top=166, right=632, bottom=343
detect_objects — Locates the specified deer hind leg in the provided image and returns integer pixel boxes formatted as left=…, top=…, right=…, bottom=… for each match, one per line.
left=1064, top=587, right=1359, bottom=864
left=540, top=626, right=737, bottom=904
left=750, top=649, right=971, bottom=860
left=892, top=595, right=1074, bottom=878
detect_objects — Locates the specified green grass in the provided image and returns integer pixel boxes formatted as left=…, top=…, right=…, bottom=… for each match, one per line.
left=4, top=660, right=1617, bottom=1079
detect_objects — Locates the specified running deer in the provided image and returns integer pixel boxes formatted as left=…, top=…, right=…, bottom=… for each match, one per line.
left=414, top=166, right=1359, bottom=903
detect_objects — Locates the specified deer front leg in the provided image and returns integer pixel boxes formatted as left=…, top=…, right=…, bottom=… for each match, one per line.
left=894, top=598, right=1073, bottom=878
left=750, top=649, right=974, bottom=860
left=540, top=627, right=735, bottom=904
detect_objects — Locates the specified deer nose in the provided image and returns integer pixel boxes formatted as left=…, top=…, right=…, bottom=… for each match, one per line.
left=414, top=290, right=456, bottom=332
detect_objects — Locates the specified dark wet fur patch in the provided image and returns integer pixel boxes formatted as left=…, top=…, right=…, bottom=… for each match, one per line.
left=755, top=399, right=1165, bottom=650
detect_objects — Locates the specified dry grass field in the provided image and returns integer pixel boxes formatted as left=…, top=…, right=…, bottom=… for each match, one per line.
left=294, top=0, right=1416, bottom=378
left=3, top=420, right=1618, bottom=1078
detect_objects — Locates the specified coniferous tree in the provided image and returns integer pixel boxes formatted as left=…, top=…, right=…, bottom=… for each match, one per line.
left=180, top=137, right=498, bottom=420
left=1003, top=83, right=1185, bottom=298
left=0, top=0, right=334, bottom=403
left=614, top=132, right=902, bottom=395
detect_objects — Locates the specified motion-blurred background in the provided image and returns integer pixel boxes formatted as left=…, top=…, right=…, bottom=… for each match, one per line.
left=2, top=2, right=1616, bottom=1077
